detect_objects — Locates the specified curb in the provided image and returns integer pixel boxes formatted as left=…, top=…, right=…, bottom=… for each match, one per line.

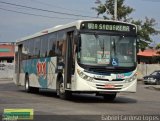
left=152, top=86, right=160, bottom=91
left=0, top=78, right=13, bottom=80
left=145, top=85, right=160, bottom=91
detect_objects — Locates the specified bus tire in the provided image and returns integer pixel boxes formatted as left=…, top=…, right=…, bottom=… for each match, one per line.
left=25, top=76, right=39, bottom=93
left=25, top=76, right=31, bottom=92
left=103, top=93, right=117, bottom=102
left=58, top=77, right=72, bottom=99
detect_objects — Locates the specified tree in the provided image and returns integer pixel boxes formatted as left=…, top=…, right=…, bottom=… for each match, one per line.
left=92, top=0, right=160, bottom=50
left=132, top=18, right=159, bottom=50
left=156, top=43, right=160, bottom=50
left=156, top=43, right=160, bottom=55
left=93, top=0, right=134, bottom=21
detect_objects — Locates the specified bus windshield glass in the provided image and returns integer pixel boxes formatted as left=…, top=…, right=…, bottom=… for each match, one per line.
left=78, top=33, right=136, bottom=67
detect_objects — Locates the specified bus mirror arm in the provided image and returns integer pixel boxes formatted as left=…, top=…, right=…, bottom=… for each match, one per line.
left=74, top=35, right=80, bottom=44
left=136, top=36, right=140, bottom=53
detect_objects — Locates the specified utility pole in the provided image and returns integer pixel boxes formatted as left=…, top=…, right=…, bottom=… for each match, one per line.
left=114, top=0, right=117, bottom=20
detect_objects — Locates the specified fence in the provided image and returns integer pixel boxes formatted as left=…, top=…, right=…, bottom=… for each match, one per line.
left=0, top=63, right=14, bottom=79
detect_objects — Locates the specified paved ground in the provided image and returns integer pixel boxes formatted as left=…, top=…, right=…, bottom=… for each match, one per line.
left=0, top=79, right=160, bottom=121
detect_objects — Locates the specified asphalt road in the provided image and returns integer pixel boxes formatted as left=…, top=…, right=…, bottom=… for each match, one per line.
left=0, top=79, right=160, bottom=121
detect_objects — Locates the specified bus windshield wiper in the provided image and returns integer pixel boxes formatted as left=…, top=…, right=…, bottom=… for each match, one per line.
left=94, top=34, right=105, bottom=57
left=98, top=39, right=105, bottom=57
left=112, top=39, right=116, bottom=56
left=102, top=39, right=105, bottom=57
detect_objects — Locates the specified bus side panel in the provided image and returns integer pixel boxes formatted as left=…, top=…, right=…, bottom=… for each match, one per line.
left=13, top=48, right=18, bottom=85
left=14, top=45, right=25, bottom=86
left=19, top=60, right=29, bottom=86
left=22, top=57, right=57, bottom=89
left=19, top=73, right=25, bottom=86
left=47, top=57, right=57, bottom=90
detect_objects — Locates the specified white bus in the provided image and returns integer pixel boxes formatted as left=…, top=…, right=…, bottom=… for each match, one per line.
left=14, top=20, right=138, bottom=101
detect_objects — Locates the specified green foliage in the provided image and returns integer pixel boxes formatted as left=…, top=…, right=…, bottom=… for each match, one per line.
left=132, top=18, right=160, bottom=50
left=156, top=43, right=160, bottom=50
left=93, top=0, right=160, bottom=50
left=92, top=0, right=134, bottom=21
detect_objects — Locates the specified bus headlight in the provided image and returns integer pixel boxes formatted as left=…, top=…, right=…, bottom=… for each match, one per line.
left=77, top=69, right=94, bottom=82
left=125, top=74, right=137, bottom=83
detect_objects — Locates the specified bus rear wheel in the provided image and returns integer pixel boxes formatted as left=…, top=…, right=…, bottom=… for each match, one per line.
left=25, top=76, right=31, bottom=92
left=25, top=76, right=39, bottom=93
left=58, top=77, right=72, bottom=99
left=103, top=93, right=117, bottom=102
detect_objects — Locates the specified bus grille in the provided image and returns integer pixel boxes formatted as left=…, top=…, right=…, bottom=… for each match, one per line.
left=89, top=68, right=110, bottom=74
left=94, top=78, right=124, bottom=82
left=87, top=67, right=127, bottom=74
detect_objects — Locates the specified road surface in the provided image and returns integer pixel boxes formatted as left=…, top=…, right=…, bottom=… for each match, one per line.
left=0, top=79, right=159, bottom=121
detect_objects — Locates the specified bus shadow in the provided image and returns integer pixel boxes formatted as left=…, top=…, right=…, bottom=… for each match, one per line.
left=69, top=94, right=137, bottom=104
left=19, top=90, right=137, bottom=104
left=20, top=89, right=58, bottom=98
left=1, top=82, right=137, bottom=104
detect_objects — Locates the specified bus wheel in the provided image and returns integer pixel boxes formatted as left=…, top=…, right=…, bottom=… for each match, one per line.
left=25, top=76, right=39, bottom=93
left=25, top=76, right=31, bottom=92
left=58, top=77, right=71, bottom=99
left=103, top=93, right=117, bottom=102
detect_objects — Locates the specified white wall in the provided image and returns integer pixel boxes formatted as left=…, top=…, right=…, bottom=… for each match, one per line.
left=0, top=63, right=14, bottom=79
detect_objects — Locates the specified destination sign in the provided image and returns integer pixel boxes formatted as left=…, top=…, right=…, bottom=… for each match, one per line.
left=81, top=22, right=136, bottom=33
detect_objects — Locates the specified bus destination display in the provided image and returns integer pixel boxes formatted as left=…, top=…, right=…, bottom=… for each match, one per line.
left=81, top=22, right=136, bottom=33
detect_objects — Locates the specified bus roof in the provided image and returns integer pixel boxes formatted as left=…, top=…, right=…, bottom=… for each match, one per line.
left=16, top=19, right=137, bottom=44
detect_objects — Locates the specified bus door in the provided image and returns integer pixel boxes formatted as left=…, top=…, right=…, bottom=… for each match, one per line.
left=64, top=31, right=74, bottom=90
left=16, top=44, right=22, bottom=85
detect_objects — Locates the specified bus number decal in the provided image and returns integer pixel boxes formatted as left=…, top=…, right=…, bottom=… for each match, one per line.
left=37, top=61, right=46, bottom=77
left=116, top=74, right=124, bottom=79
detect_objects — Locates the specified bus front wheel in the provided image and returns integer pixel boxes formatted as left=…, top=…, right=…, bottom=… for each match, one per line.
left=25, top=76, right=39, bottom=93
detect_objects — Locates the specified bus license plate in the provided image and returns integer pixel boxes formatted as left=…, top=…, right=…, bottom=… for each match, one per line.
left=104, top=84, right=115, bottom=88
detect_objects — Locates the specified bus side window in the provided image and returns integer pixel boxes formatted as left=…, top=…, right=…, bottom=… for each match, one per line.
left=56, top=41, right=63, bottom=56
left=41, top=35, right=49, bottom=58
left=48, top=33, right=57, bottom=57
left=34, top=38, right=41, bottom=58
left=22, top=41, right=28, bottom=60
left=28, top=39, right=35, bottom=59
left=56, top=31, right=66, bottom=57
left=48, top=40, right=56, bottom=57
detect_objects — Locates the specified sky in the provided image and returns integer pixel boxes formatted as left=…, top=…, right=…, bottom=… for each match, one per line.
left=0, top=0, right=160, bottom=45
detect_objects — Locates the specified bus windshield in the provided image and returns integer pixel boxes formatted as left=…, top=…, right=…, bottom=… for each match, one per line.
left=78, top=33, right=136, bottom=67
